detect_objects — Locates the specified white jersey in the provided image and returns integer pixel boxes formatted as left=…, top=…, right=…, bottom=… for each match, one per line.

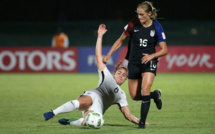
left=82, top=67, right=128, bottom=115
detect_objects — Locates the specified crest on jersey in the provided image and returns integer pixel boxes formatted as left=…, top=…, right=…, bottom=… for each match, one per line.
left=150, top=30, right=155, bottom=37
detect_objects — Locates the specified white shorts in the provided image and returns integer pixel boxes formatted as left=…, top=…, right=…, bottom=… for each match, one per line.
left=81, top=90, right=103, bottom=116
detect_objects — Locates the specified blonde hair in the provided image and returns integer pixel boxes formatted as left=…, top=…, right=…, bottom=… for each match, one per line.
left=137, top=1, right=157, bottom=19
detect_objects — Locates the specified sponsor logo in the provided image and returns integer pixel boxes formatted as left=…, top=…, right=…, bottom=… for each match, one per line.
left=88, top=55, right=114, bottom=66
left=142, top=101, right=150, bottom=104
left=0, top=49, right=77, bottom=72
left=166, top=53, right=214, bottom=69
left=134, top=30, right=139, bottom=32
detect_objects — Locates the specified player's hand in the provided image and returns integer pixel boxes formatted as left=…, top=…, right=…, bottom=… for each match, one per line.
left=141, top=53, right=154, bottom=64
left=145, top=122, right=151, bottom=125
left=98, top=24, right=107, bottom=37
left=103, top=55, right=110, bottom=64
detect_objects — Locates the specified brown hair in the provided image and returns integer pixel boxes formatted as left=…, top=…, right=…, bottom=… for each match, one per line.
left=137, top=1, right=157, bottom=19
left=114, top=62, right=128, bottom=74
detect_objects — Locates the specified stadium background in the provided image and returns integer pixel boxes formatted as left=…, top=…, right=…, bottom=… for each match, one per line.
left=0, top=0, right=215, bottom=73
left=1, top=1, right=215, bottom=134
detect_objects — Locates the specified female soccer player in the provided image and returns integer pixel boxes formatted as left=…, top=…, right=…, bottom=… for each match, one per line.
left=43, top=24, right=146, bottom=127
left=103, top=1, right=168, bottom=129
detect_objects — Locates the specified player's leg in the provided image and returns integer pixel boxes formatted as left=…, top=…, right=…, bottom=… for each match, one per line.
left=58, top=92, right=102, bottom=127
left=139, top=72, right=155, bottom=129
left=125, top=60, right=161, bottom=104
left=43, top=99, right=80, bottom=121
left=127, top=63, right=142, bottom=100
left=128, top=79, right=142, bottom=100
left=43, top=94, right=93, bottom=121
left=58, top=118, right=85, bottom=126
left=53, top=95, right=92, bottom=115
left=151, top=89, right=162, bottom=110
left=78, top=95, right=93, bottom=110
left=58, top=111, right=93, bottom=126
left=141, top=59, right=162, bottom=110
left=128, top=79, right=162, bottom=110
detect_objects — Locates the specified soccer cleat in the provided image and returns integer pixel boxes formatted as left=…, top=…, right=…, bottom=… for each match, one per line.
left=138, top=124, right=146, bottom=129
left=43, top=111, right=55, bottom=121
left=154, top=89, right=162, bottom=110
left=58, top=118, right=79, bottom=125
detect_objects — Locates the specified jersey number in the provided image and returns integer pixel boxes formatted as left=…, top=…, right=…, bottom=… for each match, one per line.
left=139, top=39, right=148, bottom=47
left=114, top=87, right=119, bottom=93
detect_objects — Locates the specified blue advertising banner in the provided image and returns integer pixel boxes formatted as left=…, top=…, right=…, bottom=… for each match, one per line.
left=78, top=47, right=124, bottom=72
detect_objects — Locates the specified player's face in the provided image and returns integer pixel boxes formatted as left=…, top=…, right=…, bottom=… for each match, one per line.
left=114, top=68, right=128, bottom=86
left=136, top=8, right=151, bottom=24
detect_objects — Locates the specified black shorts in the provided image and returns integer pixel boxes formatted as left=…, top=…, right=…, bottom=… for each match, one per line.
left=128, top=59, right=158, bottom=79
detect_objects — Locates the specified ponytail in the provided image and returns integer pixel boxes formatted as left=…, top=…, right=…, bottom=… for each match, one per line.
left=137, top=1, right=157, bottom=19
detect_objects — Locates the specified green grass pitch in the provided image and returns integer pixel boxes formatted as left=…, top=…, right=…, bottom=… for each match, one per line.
left=0, top=72, right=215, bottom=134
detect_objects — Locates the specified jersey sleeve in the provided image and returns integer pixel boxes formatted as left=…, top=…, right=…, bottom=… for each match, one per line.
left=154, top=19, right=167, bottom=43
left=116, top=90, right=128, bottom=108
left=97, top=67, right=117, bottom=88
left=123, top=18, right=139, bottom=37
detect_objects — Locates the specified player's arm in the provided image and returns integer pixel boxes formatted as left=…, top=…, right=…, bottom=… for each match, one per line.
left=103, top=32, right=127, bottom=64
left=120, top=106, right=139, bottom=124
left=96, top=24, right=107, bottom=71
left=142, top=41, right=168, bottom=64
left=153, top=41, right=168, bottom=58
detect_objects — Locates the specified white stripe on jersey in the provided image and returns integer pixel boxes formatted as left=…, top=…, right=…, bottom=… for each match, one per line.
left=124, top=24, right=128, bottom=30
left=162, top=32, right=166, bottom=39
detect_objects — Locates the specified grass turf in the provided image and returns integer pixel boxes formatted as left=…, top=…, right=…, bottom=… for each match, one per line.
left=0, top=73, right=215, bottom=134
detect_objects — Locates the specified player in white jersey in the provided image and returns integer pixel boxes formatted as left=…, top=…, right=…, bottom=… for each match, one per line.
left=83, top=66, right=129, bottom=115
left=42, top=24, right=143, bottom=127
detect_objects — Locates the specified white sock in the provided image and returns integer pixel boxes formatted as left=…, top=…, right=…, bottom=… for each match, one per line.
left=53, top=100, right=80, bottom=115
left=70, top=118, right=84, bottom=126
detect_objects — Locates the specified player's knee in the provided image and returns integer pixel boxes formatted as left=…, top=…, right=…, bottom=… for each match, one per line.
left=79, top=100, right=85, bottom=107
left=132, top=96, right=141, bottom=101
left=142, top=85, right=152, bottom=95
left=78, top=96, right=92, bottom=110
left=79, top=101, right=91, bottom=110
left=130, top=92, right=141, bottom=100
left=130, top=95, right=137, bottom=100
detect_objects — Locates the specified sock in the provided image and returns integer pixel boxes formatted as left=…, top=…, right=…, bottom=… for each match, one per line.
left=53, top=100, right=80, bottom=115
left=150, top=91, right=158, bottom=100
left=139, top=95, right=151, bottom=126
left=70, top=118, right=84, bottom=126
left=137, top=92, right=156, bottom=100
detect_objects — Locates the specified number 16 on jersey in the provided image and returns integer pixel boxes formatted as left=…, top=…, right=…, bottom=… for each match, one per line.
left=139, top=38, right=148, bottom=47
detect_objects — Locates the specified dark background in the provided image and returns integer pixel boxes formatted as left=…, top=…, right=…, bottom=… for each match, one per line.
left=0, top=0, right=215, bottom=47
left=1, top=0, right=215, bottom=21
